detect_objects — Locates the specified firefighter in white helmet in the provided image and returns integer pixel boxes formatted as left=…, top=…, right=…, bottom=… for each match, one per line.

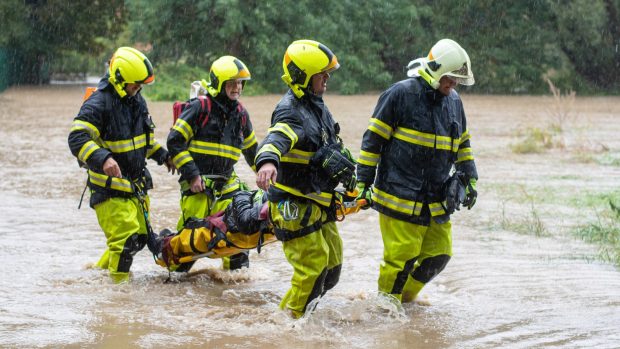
left=356, top=38, right=478, bottom=303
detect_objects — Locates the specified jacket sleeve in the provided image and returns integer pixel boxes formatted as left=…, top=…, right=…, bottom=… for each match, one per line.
left=455, top=100, right=478, bottom=180
left=356, top=86, right=400, bottom=185
left=167, top=99, right=202, bottom=179
left=68, top=93, right=111, bottom=172
left=142, top=100, right=169, bottom=165
left=240, top=109, right=257, bottom=172
left=254, top=106, right=305, bottom=170
left=146, top=136, right=169, bottom=165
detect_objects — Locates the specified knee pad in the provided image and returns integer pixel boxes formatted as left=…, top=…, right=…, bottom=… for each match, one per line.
left=390, top=257, right=417, bottom=294
left=117, top=234, right=147, bottom=273
left=411, top=254, right=451, bottom=284
left=305, top=268, right=328, bottom=313
left=322, top=264, right=342, bottom=295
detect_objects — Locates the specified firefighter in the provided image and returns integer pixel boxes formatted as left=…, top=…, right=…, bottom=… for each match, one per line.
left=255, top=40, right=356, bottom=318
left=356, top=39, right=479, bottom=303
left=167, top=56, right=257, bottom=271
left=68, top=47, right=174, bottom=283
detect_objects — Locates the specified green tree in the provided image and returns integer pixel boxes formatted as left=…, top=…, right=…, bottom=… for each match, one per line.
left=551, top=0, right=620, bottom=91
left=0, top=0, right=125, bottom=84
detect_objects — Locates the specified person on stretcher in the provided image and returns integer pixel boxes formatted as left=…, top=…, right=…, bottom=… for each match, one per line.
left=154, top=188, right=365, bottom=272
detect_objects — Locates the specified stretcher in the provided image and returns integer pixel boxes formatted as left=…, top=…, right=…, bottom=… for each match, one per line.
left=154, top=189, right=367, bottom=271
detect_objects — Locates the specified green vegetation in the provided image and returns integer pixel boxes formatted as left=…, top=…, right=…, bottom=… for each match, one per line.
left=510, top=127, right=558, bottom=154
left=493, top=183, right=620, bottom=266
left=489, top=183, right=548, bottom=235
left=511, top=79, right=576, bottom=153
left=498, top=192, right=549, bottom=237
left=0, top=0, right=125, bottom=85
left=595, top=152, right=620, bottom=167
left=142, top=63, right=209, bottom=101
left=574, top=198, right=620, bottom=267
left=1, top=1, right=619, bottom=96
left=569, top=190, right=620, bottom=208
left=143, top=63, right=269, bottom=102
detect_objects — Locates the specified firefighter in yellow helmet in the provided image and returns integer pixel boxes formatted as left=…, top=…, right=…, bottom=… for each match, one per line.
left=68, top=47, right=175, bottom=283
left=167, top=55, right=257, bottom=271
left=255, top=40, right=356, bottom=318
left=356, top=38, right=478, bottom=303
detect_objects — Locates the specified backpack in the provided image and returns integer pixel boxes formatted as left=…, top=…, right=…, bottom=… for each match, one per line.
left=172, top=95, right=247, bottom=129
left=173, top=95, right=212, bottom=128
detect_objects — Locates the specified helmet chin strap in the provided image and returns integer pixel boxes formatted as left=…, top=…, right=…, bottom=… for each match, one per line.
left=282, top=74, right=305, bottom=98
left=111, top=80, right=128, bottom=98
left=418, top=69, right=440, bottom=89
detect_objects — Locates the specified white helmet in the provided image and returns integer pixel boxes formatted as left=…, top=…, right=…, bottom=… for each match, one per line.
left=407, top=39, right=474, bottom=89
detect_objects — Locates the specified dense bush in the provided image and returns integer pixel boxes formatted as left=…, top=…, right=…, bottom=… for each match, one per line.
left=1, top=0, right=619, bottom=96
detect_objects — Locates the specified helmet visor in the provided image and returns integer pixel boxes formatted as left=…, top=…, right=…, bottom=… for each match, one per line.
left=444, top=63, right=474, bottom=86
left=446, top=74, right=475, bottom=86
left=136, top=58, right=155, bottom=84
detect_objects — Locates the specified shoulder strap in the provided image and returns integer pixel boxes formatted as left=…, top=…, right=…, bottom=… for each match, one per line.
left=237, top=101, right=247, bottom=128
left=197, top=95, right=212, bottom=128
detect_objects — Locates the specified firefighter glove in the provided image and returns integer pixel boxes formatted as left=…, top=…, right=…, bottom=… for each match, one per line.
left=311, top=144, right=357, bottom=191
left=463, top=178, right=477, bottom=209
left=356, top=182, right=372, bottom=209
left=444, top=174, right=466, bottom=214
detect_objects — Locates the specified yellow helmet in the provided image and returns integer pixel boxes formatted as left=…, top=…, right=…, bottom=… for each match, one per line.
left=406, top=39, right=474, bottom=89
left=108, top=47, right=154, bottom=98
left=281, top=39, right=340, bottom=98
left=205, top=56, right=251, bottom=97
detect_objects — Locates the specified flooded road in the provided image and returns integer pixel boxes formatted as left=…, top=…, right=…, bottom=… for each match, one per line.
left=0, top=86, right=619, bottom=348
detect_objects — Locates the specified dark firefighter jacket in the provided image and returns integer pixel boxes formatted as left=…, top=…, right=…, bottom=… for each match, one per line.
left=255, top=89, right=340, bottom=208
left=167, top=93, right=257, bottom=188
left=68, top=76, right=169, bottom=207
left=356, top=77, right=478, bottom=224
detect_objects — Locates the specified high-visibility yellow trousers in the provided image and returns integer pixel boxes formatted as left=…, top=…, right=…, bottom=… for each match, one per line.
left=270, top=199, right=343, bottom=318
left=94, top=196, right=148, bottom=283
left=377, top=212, right=452, bottom=302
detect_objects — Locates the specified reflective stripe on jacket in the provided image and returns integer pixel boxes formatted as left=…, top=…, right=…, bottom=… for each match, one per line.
left=167, top=94, right=257, bottom=183
left=255, top=90, right=340, bottom=207
left=357, top=77, right=478, bottom=223
left=68, top=76, right=168, bottom=204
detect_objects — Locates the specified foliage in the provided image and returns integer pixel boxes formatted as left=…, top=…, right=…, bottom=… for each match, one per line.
left=545, top=79, right=576, bottom=132
left=551, top=0, right=620, bottom=91
left=499, top=199, right=548, bottom=237
left=574, top=198, right=620, bottom=267
left=510, top=127, right=557, bottom=154
left=0, top=0, right=125, bottom=84
left=423, top=0, right=560, bottom=93
left=1, top=0, right=619, bottom=95
left=141, top=63, right=209, bottom=101
left=510, top=77, right=580, bottom=154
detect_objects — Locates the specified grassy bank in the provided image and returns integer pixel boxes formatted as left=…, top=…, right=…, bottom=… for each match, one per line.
left=573, top=197, right=620, bottom=267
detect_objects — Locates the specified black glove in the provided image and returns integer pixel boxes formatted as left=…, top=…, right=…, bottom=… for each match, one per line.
left=311, top=144, right=356, bottom=191
left=444, top=173, right=466, bottom=214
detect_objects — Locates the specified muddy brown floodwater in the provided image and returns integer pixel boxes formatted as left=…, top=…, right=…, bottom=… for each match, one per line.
left=0, top=85, right=619, bottom=348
